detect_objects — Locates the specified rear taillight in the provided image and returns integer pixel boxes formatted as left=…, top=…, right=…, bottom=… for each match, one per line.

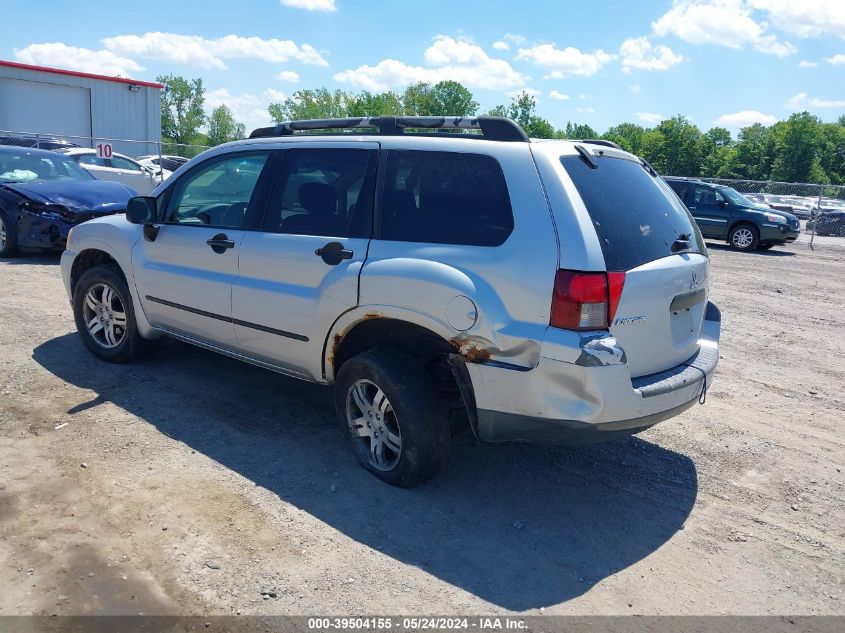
left=550, top=270, right=626, bottom=331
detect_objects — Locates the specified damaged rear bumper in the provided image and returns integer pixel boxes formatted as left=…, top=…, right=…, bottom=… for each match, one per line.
left=465, top=302, right=721, bottom=444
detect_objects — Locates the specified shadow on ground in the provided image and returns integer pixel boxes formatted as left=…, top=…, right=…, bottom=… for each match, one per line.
left=705, top=242, right=796, bottom=256
left=33, top=333, right=698, bottom=610
left=0, top=253, right=61, bottom=266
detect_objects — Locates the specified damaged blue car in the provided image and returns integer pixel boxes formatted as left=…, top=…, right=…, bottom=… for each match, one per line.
left=0, top=145, right=135, bottom=256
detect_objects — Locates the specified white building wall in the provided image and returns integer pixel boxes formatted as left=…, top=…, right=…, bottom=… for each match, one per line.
left=0, top=63, right=161, bottom=156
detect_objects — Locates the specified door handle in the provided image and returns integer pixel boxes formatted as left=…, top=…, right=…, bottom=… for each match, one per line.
left=315, top=241, right=353, bottom=265
left=206, top=233, right=235, bottom=254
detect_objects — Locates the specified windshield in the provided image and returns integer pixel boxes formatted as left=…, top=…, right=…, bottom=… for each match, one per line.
left=719, top=187, right=755, bottom=206
left=0, top=151, right=93, bottom=184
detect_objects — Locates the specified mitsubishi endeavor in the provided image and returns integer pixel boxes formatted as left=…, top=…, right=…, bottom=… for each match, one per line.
left=61, top=116, right=721, bottom=487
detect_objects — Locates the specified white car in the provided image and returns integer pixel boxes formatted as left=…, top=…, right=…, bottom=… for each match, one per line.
left=59, top=148, right=171, bottom=195
left=136, top=154, right=189, bottom=174
left=61, top=116, right=720, bottom=487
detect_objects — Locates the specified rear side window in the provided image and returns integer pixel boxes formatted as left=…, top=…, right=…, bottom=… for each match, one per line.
left=381, top=150, right=513, bottom=246
left=561, top=155, right=704, bottom=271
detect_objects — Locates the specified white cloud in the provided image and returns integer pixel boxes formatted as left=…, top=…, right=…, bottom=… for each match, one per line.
left=103, top=32, right=328, bottom=69
left=798, top=60, right=818, bottom=67
left=636, top=112, right=664, bottom=123
left=548, top=90, right=571, bottom=101
left=265, top=88, right=288, bottom=102
left=334, top=35, right=526, bottom=91
left=276, top=70, right=300, bottom=82
left=492, top=41, right=509, bottom=51
left=576, top=106, right=595, bottom=114
left=279, top=0, right=336, bottom=11
left=14, top=42, right=144, bottom=77
left=629, top=83, right=642, bottom=93
left=825, top=54, right=845, bottom=65
left=747, top=0, right=845, bottom=40
left=714, top=110, right=778, bottom=126
left=787, top=92, right=845, bottom=110
left=619, top=36, right=684, bottom=72
left=516, top=44, right=614, bottom=78
left=504, top=33, right=526, bottom=45
left=652, top=0, right=796, bottom=57
left=205, top=88, right=279, bottom=133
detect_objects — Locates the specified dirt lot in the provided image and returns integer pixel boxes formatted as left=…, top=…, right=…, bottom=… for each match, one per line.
left=0, top=241, right=843, bottom=617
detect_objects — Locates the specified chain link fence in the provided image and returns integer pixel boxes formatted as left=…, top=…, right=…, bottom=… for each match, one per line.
left=679, top=177, right=845, bottom=251
left=0, top=129, right=210, bottom=160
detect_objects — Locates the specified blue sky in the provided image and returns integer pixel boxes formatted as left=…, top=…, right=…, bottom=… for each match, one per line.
left=3, top=0, right=844, bottom=135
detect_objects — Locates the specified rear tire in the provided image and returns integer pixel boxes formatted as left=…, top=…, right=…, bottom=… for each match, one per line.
left=334, top=348, right=450, bottom=487
left=0, top=209, right=17, bottom=257
left=729, top=224, right=759, bottom=251
left=72, top=264, right=145, bottom=363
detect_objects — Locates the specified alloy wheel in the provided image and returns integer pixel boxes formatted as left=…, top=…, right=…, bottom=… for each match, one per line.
left=732, top=227, right=754, bottom=249
left=345, top=379, right=402, bottom=471
left=0, top=216, right=6, bottom=251
left=82, top=283, right=128, bottom=349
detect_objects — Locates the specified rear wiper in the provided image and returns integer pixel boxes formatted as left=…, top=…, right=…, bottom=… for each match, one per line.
left=574, top=144, right=598, bottom=169
left=671, top=232, right=693, bottom=253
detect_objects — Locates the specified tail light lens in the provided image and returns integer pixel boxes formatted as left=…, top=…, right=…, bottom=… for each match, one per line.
left=551, top=270, right=626, bottom=330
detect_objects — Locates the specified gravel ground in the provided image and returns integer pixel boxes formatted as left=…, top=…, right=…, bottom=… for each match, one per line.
left=0, top=240, right=843, bottom=616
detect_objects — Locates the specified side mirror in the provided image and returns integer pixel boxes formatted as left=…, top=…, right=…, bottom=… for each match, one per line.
left=718, top=199, right=727, bottom=208
left=126, top=196, right=157, bottom=225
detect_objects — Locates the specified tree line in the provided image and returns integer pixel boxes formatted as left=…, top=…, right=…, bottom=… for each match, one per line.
left=158, top=74, right=845, bottom=185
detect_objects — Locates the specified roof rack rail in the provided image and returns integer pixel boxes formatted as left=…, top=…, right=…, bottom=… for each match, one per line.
left=249, top=116, right=529, bottom=142
left=575, top=139, right=622, bottom=150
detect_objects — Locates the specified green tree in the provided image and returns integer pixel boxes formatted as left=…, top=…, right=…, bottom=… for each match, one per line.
left=640, top=129, right=668, bottom=172
left=346, top=90, right=404, bottom=117
left=654, top=115, right=702, bottom=176
left=731, top=123, right=776, bottom=180
left=488, top=91, right=555, bottom=138
left=560, top=121, right=599, bottom=139
left=770, top=112, right=825, bottom=183
left=207, top=105, right=245, bottom=146
left=158, top=74, right=206, bottom=152
left=427, top=81, right=479, bottom=116
left=603, top=122, right=646, bottom=154
left=699, top=127, right=733, bottom=177
left=818, top=122, right=845, bottom=185
left=268, top=88, right=349, bottom=122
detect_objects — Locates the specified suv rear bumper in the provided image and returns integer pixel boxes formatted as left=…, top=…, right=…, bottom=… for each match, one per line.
left=466, top=302, right=721, bottom=444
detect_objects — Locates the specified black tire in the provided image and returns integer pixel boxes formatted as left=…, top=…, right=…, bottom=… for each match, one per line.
left=758, top=243, right=775, bottom=250
left=334, top=348, right=450, bottom=487
left=72, top=264, right=145, bottom=363
left=728, top=224, right=759, bottom=251
left=0, top=208, right=18, bottom=257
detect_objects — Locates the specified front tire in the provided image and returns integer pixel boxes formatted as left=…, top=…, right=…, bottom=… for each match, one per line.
left=334, top=348, right=450, bottom=487
left=73, top=264, right=144, bottom=363
left=0, top=209, right=17, bottom=257
left=729, top=224, right=759, bottom=251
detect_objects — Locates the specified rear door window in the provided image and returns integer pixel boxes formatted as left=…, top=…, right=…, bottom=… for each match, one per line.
left=262, top=148, right=376, bottom=238
left=380, top=150, right=513, bottom=246
left=561, top=155, right=704, bottom=271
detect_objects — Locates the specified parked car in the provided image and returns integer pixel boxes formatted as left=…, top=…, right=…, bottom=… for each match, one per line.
left=59, top=148, right=171, bottom=195
left=759, top=194, right=795, bottom=215
left=664, top=177, right=800, bottom=251
left=0, top=135, right=80, bottom=151
left=0, top=145, right=135, bottom=256
left=61, top=116, right=721, bottom=487
left=808, top=210, right=845, bottom=236
left=136, top=154, right=189, bottom=174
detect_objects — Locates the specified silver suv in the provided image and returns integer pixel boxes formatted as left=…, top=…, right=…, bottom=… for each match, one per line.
left=60, top=116, right=720, bottom=487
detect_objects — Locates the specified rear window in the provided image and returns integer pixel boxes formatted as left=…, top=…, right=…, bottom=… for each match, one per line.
left=381, top=150, right=513, bottom=246
left=561, top=155, right=704, bottom=271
